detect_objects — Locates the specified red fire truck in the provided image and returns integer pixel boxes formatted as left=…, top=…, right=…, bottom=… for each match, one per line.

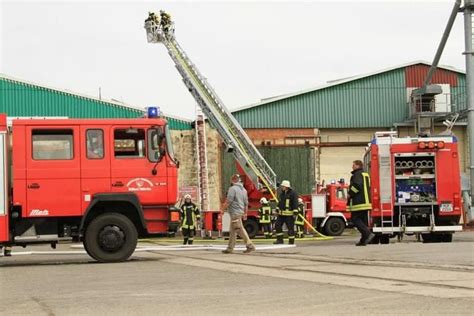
left=0, top=111, right=180, bottom=262
left=240, top=172, right=351, bottom=238
left=367, top=131, right=462, bottom=243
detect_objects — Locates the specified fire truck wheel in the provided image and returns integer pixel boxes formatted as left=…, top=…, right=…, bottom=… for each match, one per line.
left=379, top=235, right=390, bottom=244
left=324, top=217, right=345, bottom=236
left=84, top=213, right=138, bottom=263
left=243, top=218, right=259, bottom=239
left=441, top=233, right=453, bottom=243
left=421, top=233, right=435, bottom=243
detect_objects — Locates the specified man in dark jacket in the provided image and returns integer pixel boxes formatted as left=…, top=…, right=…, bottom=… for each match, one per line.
left=347, top=160, right=375, bottom=246
left=274, top=180, right=298, bottom=245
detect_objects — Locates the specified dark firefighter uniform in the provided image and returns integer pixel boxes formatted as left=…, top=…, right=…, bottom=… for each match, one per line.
left=295, top=200, right=306, bottom=238
left=180, top=202, right=200, bottom=245
left=347, top=167, right=372, bottom=244
left=258, top=202, right=272, bottom=239
left=275, top=186, right=298, bottom=244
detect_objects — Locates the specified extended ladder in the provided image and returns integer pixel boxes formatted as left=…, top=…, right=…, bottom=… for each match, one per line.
left=144, top=12, right=277, bottom=200
left=195, top=109, right=210, bottom=212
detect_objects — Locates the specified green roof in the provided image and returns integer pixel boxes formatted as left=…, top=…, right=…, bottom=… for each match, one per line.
left=0, top=74, right=192, bottom=130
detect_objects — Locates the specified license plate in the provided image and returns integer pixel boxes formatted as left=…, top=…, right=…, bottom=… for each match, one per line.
left=440, top=203, right=453, bottom=212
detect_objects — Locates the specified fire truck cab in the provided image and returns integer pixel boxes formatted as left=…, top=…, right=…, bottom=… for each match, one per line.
left=0, top=112, right=180, bottom=262
left=310, top=182, right=351, bottom=236
left=367, top=131, right=463, bottom=243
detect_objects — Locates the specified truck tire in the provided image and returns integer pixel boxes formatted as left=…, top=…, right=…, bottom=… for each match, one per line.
left=243, top=218, right=259, bottom=239
left=380, top=235, right=390, bottom=244
left=84, top=213, right=138, bottom=263
left=441, top=233, right=453, bottom=243
left=324, top=217, right=345, bottom=236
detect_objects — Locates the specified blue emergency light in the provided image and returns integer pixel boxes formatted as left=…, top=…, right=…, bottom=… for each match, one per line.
left=147, top=106, right=160, bottom=118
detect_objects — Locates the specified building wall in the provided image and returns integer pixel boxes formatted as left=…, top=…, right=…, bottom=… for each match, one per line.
left=245, top=128, right=318, bottom=146
left=0, top=76, right=192, bottom=130
left=170, top=127, right=221, bottom=211
left=318, top=128, right=377, bottom=183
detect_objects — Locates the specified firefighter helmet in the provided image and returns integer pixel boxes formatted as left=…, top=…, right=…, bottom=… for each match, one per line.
left=280, top=180, right=291, bottom=188
left=184, top=194, right=191, bottom=200
left=298, top=198, right=303, bottom=204
left=260, top=197, right=268, bottom=204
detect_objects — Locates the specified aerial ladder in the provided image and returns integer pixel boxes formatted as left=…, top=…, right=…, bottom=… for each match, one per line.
left=144, top=11, right=278, bottom=200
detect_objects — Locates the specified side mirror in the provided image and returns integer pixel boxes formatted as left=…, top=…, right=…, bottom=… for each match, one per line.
left=156, top=127, right=164, bottom=146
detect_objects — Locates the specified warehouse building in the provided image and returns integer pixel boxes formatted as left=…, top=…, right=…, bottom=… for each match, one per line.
left=1, top=60, right=468, bottom=212
left=221, top=61, right=467, bottom=196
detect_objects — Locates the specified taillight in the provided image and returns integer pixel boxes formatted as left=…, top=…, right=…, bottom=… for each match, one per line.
left=418, top=141, right=445, bottom=149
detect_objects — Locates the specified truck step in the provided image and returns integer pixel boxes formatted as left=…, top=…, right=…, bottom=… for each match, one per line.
left=14, top=234, right=60, bottom=243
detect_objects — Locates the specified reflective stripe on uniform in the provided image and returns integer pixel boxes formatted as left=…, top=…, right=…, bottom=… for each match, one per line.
left=348, top=203, right=372, bottom=212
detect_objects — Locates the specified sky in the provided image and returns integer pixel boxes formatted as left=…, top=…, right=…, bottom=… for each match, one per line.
left=0, top=0, right=468, bottom=120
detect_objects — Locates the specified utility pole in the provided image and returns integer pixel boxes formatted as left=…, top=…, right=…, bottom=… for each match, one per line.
left=464, top=0, right=474, bottom=201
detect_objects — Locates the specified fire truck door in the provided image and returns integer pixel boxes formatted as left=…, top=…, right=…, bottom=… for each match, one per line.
left=110, top=127, right=168, bottom=205
left=80, top=126, right=111, bottom=212
left=25, top=126, right=82, bottom=217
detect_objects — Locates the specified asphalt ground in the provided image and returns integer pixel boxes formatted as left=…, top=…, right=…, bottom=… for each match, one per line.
left=0, top=230, right=473, bottom=315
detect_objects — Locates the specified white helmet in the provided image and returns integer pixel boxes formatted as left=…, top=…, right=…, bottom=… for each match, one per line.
left=260, top=197, right=268, bottom=204
left=280, top=180, right=291, bottom=188
left=298, top=198, right=303, bottom=203
left=184, top=194, right=191, bottom=200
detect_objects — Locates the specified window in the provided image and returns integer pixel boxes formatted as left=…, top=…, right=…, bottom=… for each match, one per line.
left=147, top=128, right=164, bottom=162
left=32, top=129, right=73, bottom=160
left=114, top=128, right=145, bottom=158
left=86, top=129, right=104, bottom=159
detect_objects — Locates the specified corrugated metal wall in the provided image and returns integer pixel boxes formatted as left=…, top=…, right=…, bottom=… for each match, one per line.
left=405, top=64, right=458, bottom=87
left=0, top=77, right=192, bottom=130
left=222, top=147, right=315, bottom=196
left=233, top=68, right=407, bottom=129
left=232, top=64, right=466, bottom=129
left=452, top=74, right=467, bottom=112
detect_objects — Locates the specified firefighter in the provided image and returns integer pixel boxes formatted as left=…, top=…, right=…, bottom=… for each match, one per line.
left=180, top=194, right=200, bottom=245
left=160, top=10, right=171, bottom=32
left=0, top=245, right=12, bottom=257
left=295, top=198, right=305, bottom=238
left=274, top=180, right=298, bottom=245
left=258, top=197, right=272, bottom=239
left=347, top=160, right=375, bottom=246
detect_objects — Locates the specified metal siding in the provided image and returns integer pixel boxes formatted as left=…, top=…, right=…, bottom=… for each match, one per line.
left=234, top=65, right=466, bottom=129
left=405, top=64, right=458, bottom=87
left=221, top=147, right=314, bottom=195
left=234, top=68, right=407, bottom=128
left=452, top=74, right=467, bottom=112
left=0, top=77, right=191, bottom=130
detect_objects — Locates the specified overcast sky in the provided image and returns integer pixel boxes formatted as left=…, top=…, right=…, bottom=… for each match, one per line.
left=0, top=0, right=468, bottom=120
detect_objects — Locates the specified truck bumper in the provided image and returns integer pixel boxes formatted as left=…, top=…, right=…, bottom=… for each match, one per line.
left=373, top=225, right=463, bottom=234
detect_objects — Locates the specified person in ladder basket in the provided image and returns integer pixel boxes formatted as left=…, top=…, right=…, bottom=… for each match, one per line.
left=347, top=160, right=375, bottom=246
left=258, top=197, right=272, bottom=239
left=274, top=180, right=298, bottom=245
left=295, top=198, right=306, bottom=238
left=180, top=194, right=200, bottom=245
